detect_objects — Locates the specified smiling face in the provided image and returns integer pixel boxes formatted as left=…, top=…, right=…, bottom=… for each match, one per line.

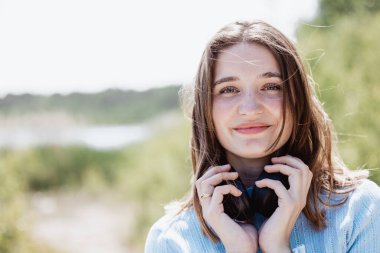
left=212, top=42, right=293, bottom=161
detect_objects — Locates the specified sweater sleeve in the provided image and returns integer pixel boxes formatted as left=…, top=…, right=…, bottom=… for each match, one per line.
left=292, top=245, right=306, bottom=253
left=144, top=215, right=183, bottom=253
left=346, top=180, right=380, bottom=252
left=145, top=220, right=182, bottom=253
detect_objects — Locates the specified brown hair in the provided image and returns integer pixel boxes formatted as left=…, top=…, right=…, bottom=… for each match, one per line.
left=179, top=20, right=368, bottom=242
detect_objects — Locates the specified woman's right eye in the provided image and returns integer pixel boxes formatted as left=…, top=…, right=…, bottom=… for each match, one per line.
left=219, top=86, right=239, bottom=94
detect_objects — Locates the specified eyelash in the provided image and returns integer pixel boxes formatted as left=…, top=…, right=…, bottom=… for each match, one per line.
left=217, top=83, right=282, bottom=94
left=219, top=86, right=239, bottom=94
left=262, top=83, right=282, bottom=91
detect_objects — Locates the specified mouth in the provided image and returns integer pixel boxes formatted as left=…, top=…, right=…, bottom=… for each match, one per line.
left=233, top=125, right=271, bottom=134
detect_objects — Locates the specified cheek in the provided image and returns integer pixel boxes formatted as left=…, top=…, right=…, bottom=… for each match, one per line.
left=213, top=97, right=237, bottom=110
left=264, top=99, right=293, bottom=136
left=212, top=99, right=234, bottom=124
left=212, top=102, right=223, bottom=131
left=263, top=97, right=283, bottom=118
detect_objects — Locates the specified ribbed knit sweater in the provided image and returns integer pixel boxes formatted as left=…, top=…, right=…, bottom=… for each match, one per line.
left=145, top=179, right=380, bottom=253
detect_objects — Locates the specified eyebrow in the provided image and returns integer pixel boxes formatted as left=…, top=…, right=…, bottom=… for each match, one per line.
left=258, top=71, right=282, bottom=79
left=213, top=76, right=239, bottom=86
left=213, top=71, right=282, bottom=86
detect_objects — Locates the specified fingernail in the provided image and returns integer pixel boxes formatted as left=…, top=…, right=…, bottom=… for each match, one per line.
left=219, top=164, right=230, bottom=170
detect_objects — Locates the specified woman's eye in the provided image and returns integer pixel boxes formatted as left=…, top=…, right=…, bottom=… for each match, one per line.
left=219, top=86, right=239, bottom=94
left=263, top=83, right=282, bottom=92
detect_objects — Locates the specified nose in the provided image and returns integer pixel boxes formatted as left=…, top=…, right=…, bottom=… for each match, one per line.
left=238, top=91, right=263, bottom=115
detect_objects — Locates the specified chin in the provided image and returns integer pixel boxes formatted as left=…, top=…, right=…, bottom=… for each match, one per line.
left=232, top=149, right=271, bottom=160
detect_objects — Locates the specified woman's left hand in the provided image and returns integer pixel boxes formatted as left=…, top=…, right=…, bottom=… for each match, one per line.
left=255, top=155, right=313, bottom=253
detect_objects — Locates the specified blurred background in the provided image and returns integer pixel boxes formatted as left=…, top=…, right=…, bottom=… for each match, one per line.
left=0, top=0, right=379, bottom=252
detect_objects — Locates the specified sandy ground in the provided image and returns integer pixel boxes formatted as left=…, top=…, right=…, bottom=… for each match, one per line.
left=27, top=191, right=136, bottom=253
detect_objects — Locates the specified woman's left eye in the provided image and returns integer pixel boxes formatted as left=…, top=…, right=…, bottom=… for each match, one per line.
left=262, top=83, right=282, bottom=91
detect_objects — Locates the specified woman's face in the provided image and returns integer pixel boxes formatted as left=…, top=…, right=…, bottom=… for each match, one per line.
left=212, top=42, right=293, bottom=160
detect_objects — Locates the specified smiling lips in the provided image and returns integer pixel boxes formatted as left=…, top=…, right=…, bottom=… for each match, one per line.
left=233, top=124, right=271, bottom=134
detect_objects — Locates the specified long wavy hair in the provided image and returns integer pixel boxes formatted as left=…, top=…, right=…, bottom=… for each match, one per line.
left=179, top=20, right=368, bottom=242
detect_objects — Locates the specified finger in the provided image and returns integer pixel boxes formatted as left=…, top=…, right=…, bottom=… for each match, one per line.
left=201, top=171, right=239, bottom=188
left=199, top=192, right=213, bottom=206
left=199, top=164, right=231, bottom=180
left=195, top=164, right=231, bottom=193
left=264, top=164, right=297, bottom=176
left=255, top=178, right=288, bottom=200
left=210, top=185, right=242, bottom=208
left=257, top=178, right=309, bottom=210
left=264, top=164, right=312, bottom=195
left=271, top=156, right=309, bottom=172
left=272, top=155, right=313, bottom=182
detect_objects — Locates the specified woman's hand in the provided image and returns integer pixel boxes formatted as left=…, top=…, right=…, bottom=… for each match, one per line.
left=196, top=164, right=258, bottom=253
left=255, top=155, right=313, bottom=253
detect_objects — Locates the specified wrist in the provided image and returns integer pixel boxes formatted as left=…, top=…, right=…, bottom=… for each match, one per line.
left=226, top=248, right=254, bottom=253
left=260, top=244, right=291, bottom=253
left=225, top=241, right=256, bottom=253
left=259, top=232, right=292, bottom=253
left=260, top=238, right=291, bottom=253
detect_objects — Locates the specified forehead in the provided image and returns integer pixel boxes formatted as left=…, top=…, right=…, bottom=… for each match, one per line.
left=214, top=42, right=280, bottom=77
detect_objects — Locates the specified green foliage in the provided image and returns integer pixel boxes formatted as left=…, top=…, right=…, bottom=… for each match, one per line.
left=0, top=152, right=61, bottom=253
left=0, top=154, right=24, bottom=252
left=0, top=85, right=181, bottom=124
left=0, top=114, right=192, bottom=252
left=117, top=117, right=192, bottom=250
left=3, top=146, right=125, bottom=191
left=316, top=0, right=380, bottom=24
left=297, top=12, right=380, bottom=180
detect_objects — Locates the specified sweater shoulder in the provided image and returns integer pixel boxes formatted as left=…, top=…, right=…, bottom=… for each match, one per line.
left=322, top=179, right=380, bottom=208
left=145, top=207, right=212, bottom=253
left=348, top=179, right=380, bottom=208
left=148, top=207, right=199, bottom=237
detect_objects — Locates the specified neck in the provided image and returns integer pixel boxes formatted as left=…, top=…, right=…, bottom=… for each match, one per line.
left=226, top=152, right=271, bottom=187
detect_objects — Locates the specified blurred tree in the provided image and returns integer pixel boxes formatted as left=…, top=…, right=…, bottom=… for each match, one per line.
left=0, top=85, right=180, bottom=124
left=0, top=151, right=60, bottom=252
left=297, top=3, right=380, bottom=182
left=317, top=0, right=380, bottom=24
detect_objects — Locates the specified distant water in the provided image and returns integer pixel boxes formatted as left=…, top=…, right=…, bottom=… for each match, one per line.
left=0, top=124, right=148, bottom=150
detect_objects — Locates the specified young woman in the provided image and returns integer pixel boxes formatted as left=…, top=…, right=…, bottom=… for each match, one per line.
left=145, top=20, right=380, bottom=253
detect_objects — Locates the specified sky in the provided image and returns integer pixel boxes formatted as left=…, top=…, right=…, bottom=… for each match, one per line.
left=0, top=0, right=318, bottom=96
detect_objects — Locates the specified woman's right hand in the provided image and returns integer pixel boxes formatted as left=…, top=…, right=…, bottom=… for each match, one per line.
left=196, top=164, right=258, bottom=253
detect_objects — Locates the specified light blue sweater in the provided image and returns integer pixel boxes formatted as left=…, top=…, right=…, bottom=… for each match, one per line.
left=145, top=179, right=380, bottom=253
